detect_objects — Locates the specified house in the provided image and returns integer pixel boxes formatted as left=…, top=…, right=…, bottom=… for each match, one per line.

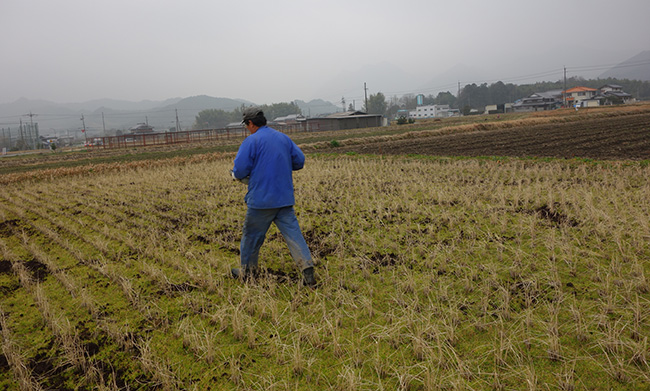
left=273, top=114, right=305, bottom=125
left=600, top=84, right=624, bottom=93
left=595, top=84, right=635, bottom=105
left=303, top=111, right=383, bottom=132
left=129, top=123, right=154, bottom=134
left=485, top=103, right=514, bottom=114
left=226, top=122, right=246, bottom=130
left=564, top=87, right=599, bottom=107
left=512, top=90, right=563, bottom=112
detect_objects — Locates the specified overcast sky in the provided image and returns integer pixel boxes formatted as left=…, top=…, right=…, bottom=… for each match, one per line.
left=2, top=0, right=649, bottom=105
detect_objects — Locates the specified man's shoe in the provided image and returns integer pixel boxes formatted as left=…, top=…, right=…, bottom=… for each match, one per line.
left=302, top=267, right=316, bottom=287
left=231, top=267, right=258, bottom=280
left=231, top=268, right=243, bottom=279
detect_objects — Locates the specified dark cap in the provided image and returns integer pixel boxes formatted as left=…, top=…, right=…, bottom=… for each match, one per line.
left=242, top=107, right=264, bottom=123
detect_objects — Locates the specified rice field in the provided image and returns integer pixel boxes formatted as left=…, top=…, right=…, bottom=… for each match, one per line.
left=0, top=152, right=649, bottom=390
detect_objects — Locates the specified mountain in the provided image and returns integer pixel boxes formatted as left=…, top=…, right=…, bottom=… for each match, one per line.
left=66, top=98, right=184, bottom=112
left=599, top=50, right=650, bottom=81
left=154, top=95, right=254, bottom=131
left=0, top=96, right=254, bottom=136
left=294, top=99, right=339, bottom=117
left=419, top=63, right=491, bottom=96
left=158, top=95, right=252, bottom=112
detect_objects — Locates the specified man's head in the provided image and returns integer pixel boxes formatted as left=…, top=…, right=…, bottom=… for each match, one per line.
left=241, top=107, right=267, bottom=128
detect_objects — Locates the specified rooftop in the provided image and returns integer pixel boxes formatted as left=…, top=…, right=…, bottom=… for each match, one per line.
left=564, top=86, right=597, bottom=93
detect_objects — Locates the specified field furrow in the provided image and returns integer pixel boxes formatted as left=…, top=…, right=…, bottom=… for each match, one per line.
left=0, top=236, right=124, bottom=389
left=11, top=187, right=223, bottom=292
left=0, top=199, right=216, bottom=388
left=1, top=106, right=650, bottom=389
left=335, top=111, right=650, bottom=160
left=0, top=305, right=44, bottom=391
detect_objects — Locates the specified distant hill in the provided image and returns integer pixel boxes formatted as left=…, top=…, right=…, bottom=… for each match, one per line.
left=294, top=99, right=340, bottom=117
left=0, top=95, right=341, bottom=137
left=599, top=50, right=650, bottom=81
left=155, top=95, right=253, bottom=131
left=0, top=96, right=253, bottom=136
left=68, top=98, right=184, bottom=112
left=419, top=63, right=490, bottom=95
left=159, top=95, right=252, bottom=112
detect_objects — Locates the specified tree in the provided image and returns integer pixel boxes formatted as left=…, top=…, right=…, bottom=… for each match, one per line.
left=260, top=102, right=301, bottom=120
left=489, top=81, right=515, bottom=105
left=384, top=95, right=402, bottom=119
left=399, top=94, right=417, bottom=110
left=193, top=102, right=303, bottom=129
left=364, top=92, right=387, bottom=115
left=193, top=109, right=238, bottom=129
left=433, top=91, right=457, bottom=108
left=385, top=103, right=400, bottom=120
left=458, top=83, right=490, bottom=111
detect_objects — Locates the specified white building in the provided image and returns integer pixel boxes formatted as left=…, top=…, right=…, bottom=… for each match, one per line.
left=411, top=105, right=451, bottom=119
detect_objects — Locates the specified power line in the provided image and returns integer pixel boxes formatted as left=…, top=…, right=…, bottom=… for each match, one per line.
left=567, top=59, right=650, bottom=73
left=3, top=59, right=648, bottom=128
left=334, top=59, right=650, bottom=100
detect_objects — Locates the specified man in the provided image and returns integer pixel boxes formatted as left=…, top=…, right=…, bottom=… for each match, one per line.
left=230, top=107, right=316, bottom=287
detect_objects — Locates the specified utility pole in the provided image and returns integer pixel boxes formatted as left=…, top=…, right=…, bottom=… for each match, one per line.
left=19, top=119, right=25, bottom=149
left=102, top=112, right=106, bottom=136
left=81, top=114, right=88, bottom=145
left=364, top=82, right=368, bottom=113
left=563, top=66, right=567, bottom=108
left=175, top=109, right=180, bottom=132
left=23, top=112, right=38, bottom=149
left=1, top=128, right=9, bottom=150
left=341, top=97, right=346, bottom=112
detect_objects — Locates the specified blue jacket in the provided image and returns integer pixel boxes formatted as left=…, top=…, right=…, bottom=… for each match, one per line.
left=232, top=126, right=305, bottom=209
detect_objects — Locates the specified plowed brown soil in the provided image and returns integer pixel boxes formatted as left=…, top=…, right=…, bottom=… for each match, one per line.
left=335, top=111, right=650, bottom=160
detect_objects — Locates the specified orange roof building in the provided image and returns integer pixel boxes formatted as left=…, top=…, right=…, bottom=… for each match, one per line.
left=563, top=86, right=598, bottom=105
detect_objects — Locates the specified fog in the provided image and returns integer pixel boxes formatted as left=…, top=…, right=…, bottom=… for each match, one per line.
left=2, top=0, right=649, bottom=105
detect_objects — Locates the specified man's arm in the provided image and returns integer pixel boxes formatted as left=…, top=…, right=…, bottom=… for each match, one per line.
left=232, top=139, right=254, bottom=179
left=290, top=142, right=305, bottom=171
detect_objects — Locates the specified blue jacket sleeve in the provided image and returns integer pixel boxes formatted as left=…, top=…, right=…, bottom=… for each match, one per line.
left=291, top=142, right=305, bottom=171
left=232, top=137, right=255, bottom=179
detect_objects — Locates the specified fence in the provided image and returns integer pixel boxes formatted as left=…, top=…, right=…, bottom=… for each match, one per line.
left=91, top=123, right=303, bottom=150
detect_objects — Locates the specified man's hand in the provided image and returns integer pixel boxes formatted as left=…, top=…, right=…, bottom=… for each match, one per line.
left=230, top=169, right=249, bottom=184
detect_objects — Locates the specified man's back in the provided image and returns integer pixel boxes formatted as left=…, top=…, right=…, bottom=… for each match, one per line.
left=233, top=126, right=304, bottom=209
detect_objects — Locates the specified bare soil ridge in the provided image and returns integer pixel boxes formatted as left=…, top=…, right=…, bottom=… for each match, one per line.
left=329, top=109, right=650, bottom=160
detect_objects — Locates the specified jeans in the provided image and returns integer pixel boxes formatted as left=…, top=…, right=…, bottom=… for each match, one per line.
left=240, top=206, right=314, bottom=272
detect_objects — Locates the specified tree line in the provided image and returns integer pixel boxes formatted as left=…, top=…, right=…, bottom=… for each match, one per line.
left=194, top=77, right=650, bottom=126
left=373, top=77, right=650, bottom=117
left=193, top=102, right=301, bottom=129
